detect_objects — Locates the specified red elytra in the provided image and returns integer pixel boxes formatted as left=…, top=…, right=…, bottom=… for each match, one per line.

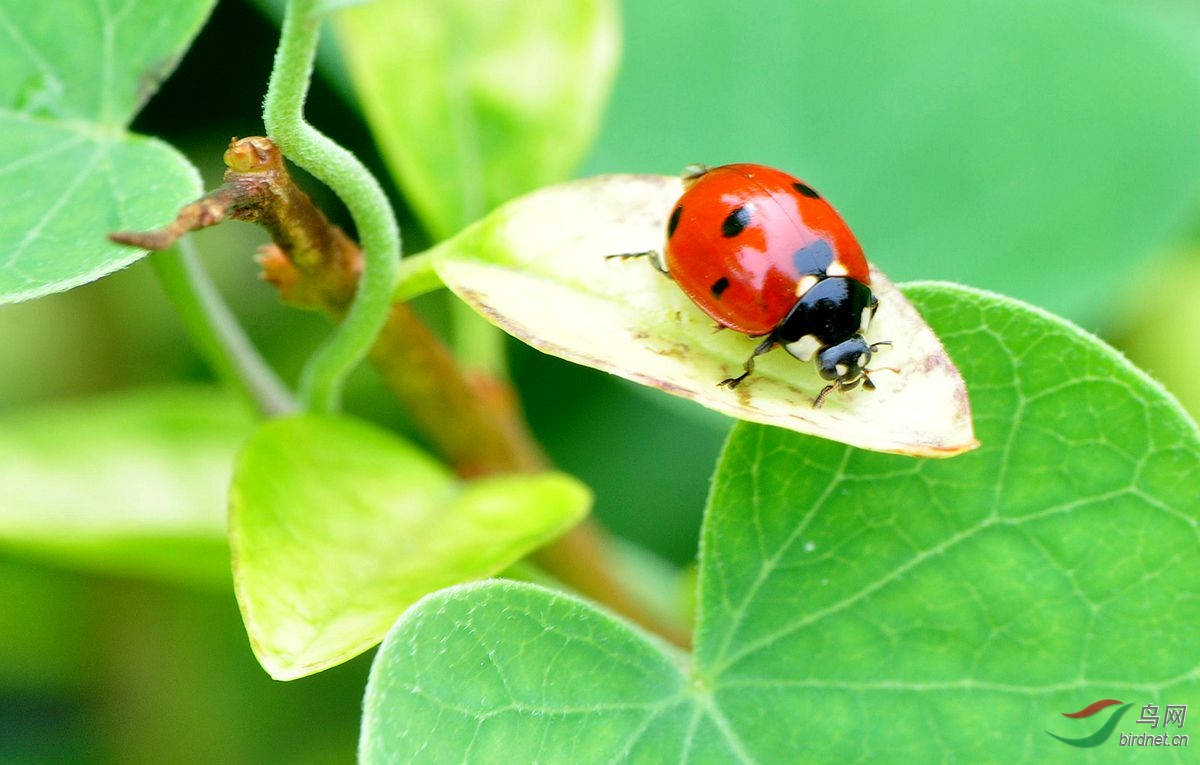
left=664, top=163, right=870, bottom=336
left=621, top=162, right=890, bottom=407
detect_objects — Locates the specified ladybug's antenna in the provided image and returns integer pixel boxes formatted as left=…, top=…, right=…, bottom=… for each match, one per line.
left=813, top=363, right=899, bottom=409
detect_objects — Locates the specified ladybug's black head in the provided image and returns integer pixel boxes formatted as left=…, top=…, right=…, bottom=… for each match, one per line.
left=816, top=335, right=872, bottom=387
left=812, top=336, right=894, bottom=408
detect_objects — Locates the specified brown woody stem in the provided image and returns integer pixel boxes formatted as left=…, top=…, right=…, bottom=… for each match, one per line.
left=111, top=137, right=689, bottom=647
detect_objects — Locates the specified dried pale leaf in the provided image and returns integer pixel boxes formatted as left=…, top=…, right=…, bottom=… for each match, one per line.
left=432, top=174, right=976, bottom=457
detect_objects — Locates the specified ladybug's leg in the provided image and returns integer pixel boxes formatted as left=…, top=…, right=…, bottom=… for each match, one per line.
left=814, top=364, right=897, bottom=408
left=813, top=382, right=839, bottom=409
left=718, top=337, right=776, bottom=389
left=862, top=364, right=899, bottom=386
left=814, top=377, right=863, bottom=408
left=605, top=250, right=669, bottom=275
left=681, top=164, right=712, bottom=184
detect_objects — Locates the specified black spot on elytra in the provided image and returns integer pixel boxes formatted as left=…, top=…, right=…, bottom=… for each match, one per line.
left=721, top=206, right=750, bottom=237
left=667, top=205, right=682, bottom=237
left=710, top=276, right=730, bottom=298
left=793, top=182, right=820, bottom=199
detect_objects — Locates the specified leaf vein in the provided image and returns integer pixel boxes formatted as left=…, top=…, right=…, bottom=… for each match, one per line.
left=3, top=140, right=108, bottom=270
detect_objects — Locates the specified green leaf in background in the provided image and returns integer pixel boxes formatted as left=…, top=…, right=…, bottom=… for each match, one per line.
left=594, top=0, right=1200, bottom=323
left=1116, top=249, right=1200, bottom=421
left=360, top=283, right=1199, bottom=763
left=335, top=0, right=620, bottom=239
left=0, top=386, right=254, bottom=586
left=229, top=414, right=590, bottom=680
left=0, top=0, right=213, bottom=303
left=429, top=174, right=976, bottom=457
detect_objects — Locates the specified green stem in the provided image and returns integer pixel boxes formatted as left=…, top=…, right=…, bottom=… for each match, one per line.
left=453, top=301, right=509, bottom=376
left=263, top=0, right=400, bottom=413
left=392, top=249, right=444, bottom=303
left=150, top=238, right=297, bottom=416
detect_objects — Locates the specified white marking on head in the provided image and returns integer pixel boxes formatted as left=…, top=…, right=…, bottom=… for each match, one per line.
left=794, top=274, right=819, bottom=297
left=835, top=363, right=849, bottom=378
left=785, top=334, right=821, bottom=362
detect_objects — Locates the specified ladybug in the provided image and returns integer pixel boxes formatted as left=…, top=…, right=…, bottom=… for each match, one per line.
left=618, top=163, right=889, bottom=407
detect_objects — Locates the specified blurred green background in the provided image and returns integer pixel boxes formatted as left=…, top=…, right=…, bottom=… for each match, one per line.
left=3, top=0, right=1199, bottom=762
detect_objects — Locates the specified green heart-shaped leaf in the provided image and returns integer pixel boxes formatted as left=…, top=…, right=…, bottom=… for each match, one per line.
left=361, top=283, right=1199, bottom=762
left=0, top=0, right=212, bottom=303
left=362, top=580, right=693, bottom=763
left=230, top=414, right=590, bottom=680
